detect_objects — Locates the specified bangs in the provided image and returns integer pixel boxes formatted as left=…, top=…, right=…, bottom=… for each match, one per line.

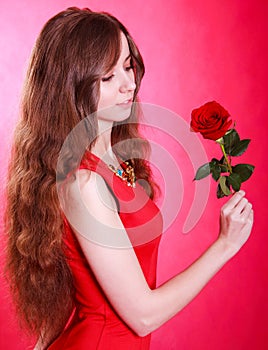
left=91, top=14, right=122, bottom=76
left=68, top=12, right=122, bottom=78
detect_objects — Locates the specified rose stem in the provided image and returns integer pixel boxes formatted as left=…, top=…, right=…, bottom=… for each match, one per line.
left=220, top=144, right=232, bottom=174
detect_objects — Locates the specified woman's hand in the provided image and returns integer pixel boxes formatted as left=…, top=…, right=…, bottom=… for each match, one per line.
left=218, top=190, right=254, bottom=256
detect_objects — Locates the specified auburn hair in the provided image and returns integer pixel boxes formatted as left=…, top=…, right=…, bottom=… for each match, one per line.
left=4, top=6, right=159, bottom=347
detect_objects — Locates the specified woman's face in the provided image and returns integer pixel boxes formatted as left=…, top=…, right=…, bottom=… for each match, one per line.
left=97, top=32, right=136, bottom=124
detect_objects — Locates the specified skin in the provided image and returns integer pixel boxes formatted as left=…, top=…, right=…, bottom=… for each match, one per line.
left=64, top=32, right=254, bottom=337
left=91, top=32, right=136, bottom=166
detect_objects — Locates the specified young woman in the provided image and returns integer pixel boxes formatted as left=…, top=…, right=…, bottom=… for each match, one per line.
left=5, top=7, right=254, bottom=350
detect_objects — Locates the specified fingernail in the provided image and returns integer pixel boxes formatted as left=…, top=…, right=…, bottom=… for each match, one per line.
left=239, top=190, right=245, bottom=195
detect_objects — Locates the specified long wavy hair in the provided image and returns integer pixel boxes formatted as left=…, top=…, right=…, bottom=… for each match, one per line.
left=4, top=7, right=159, bottom=347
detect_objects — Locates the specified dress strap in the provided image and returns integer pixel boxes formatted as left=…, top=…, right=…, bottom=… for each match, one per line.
left=78, top=151, right=136, bottom=203
left=79, top=151, right=136, bottom=188
left=79, top=151, right=104, bottom=172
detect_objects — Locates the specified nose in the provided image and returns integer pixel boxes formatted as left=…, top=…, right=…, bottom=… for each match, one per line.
left=119, top=71, right=136, bottom=93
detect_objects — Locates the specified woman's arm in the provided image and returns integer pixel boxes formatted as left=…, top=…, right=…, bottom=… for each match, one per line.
left=64, top=169, right=253, bottom=337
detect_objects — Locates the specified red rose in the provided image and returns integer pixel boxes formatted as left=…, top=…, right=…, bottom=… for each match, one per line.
left=190, top=101, right=232, bottom=141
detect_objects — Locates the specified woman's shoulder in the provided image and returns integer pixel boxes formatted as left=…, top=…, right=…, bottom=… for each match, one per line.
left=65, top=168, right=118, bottom=217
left=62, top=166, right=130, bottom=248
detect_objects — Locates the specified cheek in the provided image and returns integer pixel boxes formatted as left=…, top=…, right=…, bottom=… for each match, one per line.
left=98, top=85, right=117, bottom=111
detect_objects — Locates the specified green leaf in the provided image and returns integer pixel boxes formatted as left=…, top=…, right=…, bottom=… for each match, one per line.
left=227, top=173, right=241, bottom=191
left=219, top=176, right=231, bottom=195
left=194, top=163, right=211, bottom=180
left=230, top=139, right=251, bottom=156
left=210, top=162, right=221, bottom=181
left=217, top=184, right=227, bottom=198
left=210, top=157, right=229, bottom=174
left=219, top=164, right=229, bottom=173
left=210, top=158, right=221, bottom=165
left=223, top=129, right=240, bottom=155
left=232, top=164, right=255, bottom=182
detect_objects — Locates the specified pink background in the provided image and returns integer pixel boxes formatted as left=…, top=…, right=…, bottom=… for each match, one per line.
left=0, top=0, right=267, bottom=349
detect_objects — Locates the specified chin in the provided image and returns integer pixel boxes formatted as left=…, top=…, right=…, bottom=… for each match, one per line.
left=116, top=109, right=132, bottom=121
left=97, top=105, right=132, bottom=123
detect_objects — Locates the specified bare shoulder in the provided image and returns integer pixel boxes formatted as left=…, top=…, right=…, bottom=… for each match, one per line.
left=66, top=168, right=118, bottom=216
left=62, top=168, right=127, bottom=246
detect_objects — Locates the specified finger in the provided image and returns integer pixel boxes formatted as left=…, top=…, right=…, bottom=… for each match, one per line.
left=249, top=209, right=254, bottom=223
left=240, top=202, right=252, bottom=219
left=234, top=197, right=249, bottom=214
left=223, top=190, right=245, bottom=210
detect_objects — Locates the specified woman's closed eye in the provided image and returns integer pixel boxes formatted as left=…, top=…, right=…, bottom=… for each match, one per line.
left=126, top=57, right=134, bottom=72
left=101, top=74, right=114, bottom=82
left=125, top=62, right=134, bottom=71
left=101, top=62, right=134, bottom=82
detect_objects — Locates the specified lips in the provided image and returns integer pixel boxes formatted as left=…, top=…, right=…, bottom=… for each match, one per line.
left=117, top=98, right=133, bottom=105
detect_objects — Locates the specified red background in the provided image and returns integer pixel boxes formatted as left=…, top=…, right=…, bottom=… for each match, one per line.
left=0, top=1, right=267, bottom=349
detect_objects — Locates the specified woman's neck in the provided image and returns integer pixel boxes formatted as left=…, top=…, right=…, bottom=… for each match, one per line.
left=90, top=122, right=120, bottom=168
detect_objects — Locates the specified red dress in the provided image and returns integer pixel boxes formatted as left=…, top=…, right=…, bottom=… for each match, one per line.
left=48, top=152, right=163, bottom=349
